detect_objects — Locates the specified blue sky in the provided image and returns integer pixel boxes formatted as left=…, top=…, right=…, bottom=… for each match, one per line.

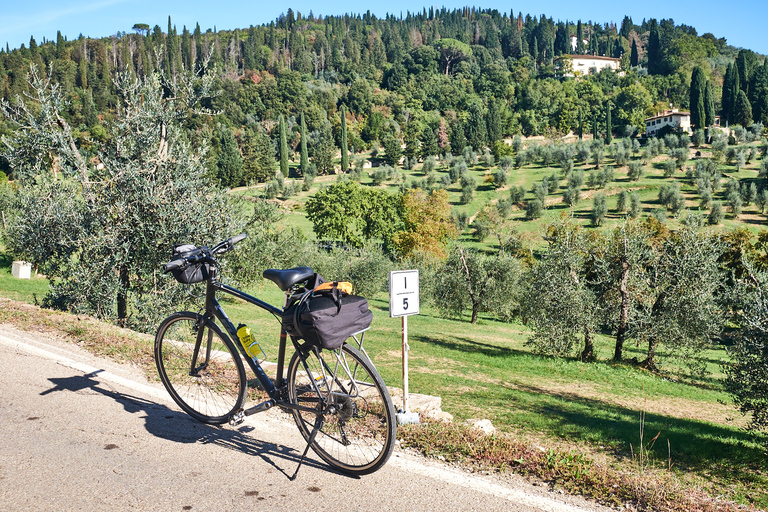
left=2, top=1, right=767, bottom=55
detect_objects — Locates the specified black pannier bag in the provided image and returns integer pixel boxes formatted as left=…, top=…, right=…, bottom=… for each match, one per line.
left=168, top=244, right=210, bottom=284
left=282, top=278, right=373, bottom=350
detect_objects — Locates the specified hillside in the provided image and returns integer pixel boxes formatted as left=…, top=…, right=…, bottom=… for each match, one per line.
left=1, top=7, right=765, bottom=188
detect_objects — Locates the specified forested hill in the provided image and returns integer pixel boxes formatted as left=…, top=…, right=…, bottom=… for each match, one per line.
left=1, top=7, right=766, bottom=186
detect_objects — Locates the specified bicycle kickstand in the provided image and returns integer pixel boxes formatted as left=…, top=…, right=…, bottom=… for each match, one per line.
left=290, top=415, right=324, bottom=480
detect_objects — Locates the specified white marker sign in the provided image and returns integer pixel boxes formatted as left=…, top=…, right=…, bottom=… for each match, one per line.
left=389, top=270, right=419, bottom=317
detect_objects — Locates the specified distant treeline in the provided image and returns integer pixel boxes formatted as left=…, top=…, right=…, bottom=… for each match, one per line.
left=0, top=7, right=764, bottom=187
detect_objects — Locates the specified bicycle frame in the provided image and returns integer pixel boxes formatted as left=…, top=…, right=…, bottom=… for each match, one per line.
left=197, top=270, right=317, bottom=419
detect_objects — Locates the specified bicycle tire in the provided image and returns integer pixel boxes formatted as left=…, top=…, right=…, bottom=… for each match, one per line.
left=155, top=312, right=246, bottom=424
left=287, top=343, right=396, bottom=475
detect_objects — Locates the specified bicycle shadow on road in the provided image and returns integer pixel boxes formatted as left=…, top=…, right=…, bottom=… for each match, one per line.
left=41, top=370, right=357, bottom=480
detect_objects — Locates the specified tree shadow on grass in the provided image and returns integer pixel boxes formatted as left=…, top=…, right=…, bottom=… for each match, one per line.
left=0, top=252, right=12, bottom=269
left=41, top=371, right=357, bottom=480
left=411, top=333, right=525, bottom=359
left=486, top=381, right=768, bottom=483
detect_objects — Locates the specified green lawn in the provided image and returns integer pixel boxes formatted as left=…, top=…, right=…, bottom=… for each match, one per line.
left=0, top=252, right=50, bottom=303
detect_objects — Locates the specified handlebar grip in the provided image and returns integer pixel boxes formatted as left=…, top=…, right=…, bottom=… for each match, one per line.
left=162, top=259, right=184, bottom=273
left=229, top=233, right=247, bottom=245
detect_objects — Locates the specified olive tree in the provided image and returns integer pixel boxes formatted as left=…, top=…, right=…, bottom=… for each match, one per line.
left=634, top=226, right=725, bottom=373
left=1, top=65, right=239, bottom=331
left=521, top=217, right=598, bottom=361
left=725, top=263, right=768, bottom=442
left=433, top=246, right=523, bottom=324
left=591, top=220, right=654, bottom=361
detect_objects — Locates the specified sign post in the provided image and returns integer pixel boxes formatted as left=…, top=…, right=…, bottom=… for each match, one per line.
left=389, top=270, right=420, bottom=425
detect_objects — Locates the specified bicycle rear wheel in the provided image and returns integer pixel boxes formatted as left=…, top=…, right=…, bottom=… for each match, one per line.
left=287, top=343, right=396, bottom=475
left=155, top=312, right=246, bottom=424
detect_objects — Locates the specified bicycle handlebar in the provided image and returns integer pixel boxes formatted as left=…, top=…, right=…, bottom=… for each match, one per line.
left=162, top=233, right=248, bottom=273
left=162, top=259, right=185, bottom=272
left=214, top=233, right=247, bottom=254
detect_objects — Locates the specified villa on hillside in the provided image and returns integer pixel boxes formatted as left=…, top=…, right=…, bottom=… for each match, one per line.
left=554, top=55, right=622, bottom=78
left=644, top=109, right=691, bottom=137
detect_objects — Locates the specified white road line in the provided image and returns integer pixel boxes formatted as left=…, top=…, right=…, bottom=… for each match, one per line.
left=390, top=454, right=591, bottom=512
left=0, top=332, right=170, bottom=402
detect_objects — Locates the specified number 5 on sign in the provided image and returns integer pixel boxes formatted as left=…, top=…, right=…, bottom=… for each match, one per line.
left=389, top=270, right=419, bottom=317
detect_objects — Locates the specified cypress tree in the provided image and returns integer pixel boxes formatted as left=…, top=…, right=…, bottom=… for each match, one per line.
left=593, top=113, right=599, bottom=140
left=704, top=81, right=716, bottom=128
left=216, top=124, right=243, bottom=188
left=486, top=99, right=502, bottom=146
left=241, top=127, right=277, bottom=184
left=689, top=66, right=707, bottom=130
left=576, top=21, right=584, bottom=54
left=734, top=90, right=753, bottom=127
left=722, top=63, right=739, bottom=125
left=749, top=62, right=768, bottom=126
left=421, top=125, right=439, bottom=159
left=730, top=67, right=742, bottom=124
left=279, top=114, right=289, bottom=177
left=736, top=49, right=757, bottom=96
left=300, top=113, right=309, bottom=175
left=340, top=106, right=349, bottom=172
left=56, top=31, right=66, bottom=60
left=646, top=19, right=661, bottom=75
left=630, top=38, right=638, bottom=67
left=451, top=120, right=467, bottom=156
left=605, top=103, right=612, bottom=145
left=467, top=102, right=488, bottom=151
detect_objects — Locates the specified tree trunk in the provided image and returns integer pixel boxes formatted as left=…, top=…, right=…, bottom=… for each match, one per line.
left=117, top=266, right=129, bottom=326
left=471, top=303, right=479, bottom=324
left=614, top=259, right=630, bottom=361
left=639, top=290, right=667, bottom=371
left=640, top=339, right=659, bottom=372
left=581, top=327, right=595, bottom=362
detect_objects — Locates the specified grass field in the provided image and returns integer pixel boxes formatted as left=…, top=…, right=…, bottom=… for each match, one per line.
left=235, top=137, right=768, bottom=255
left=2, top=137, right=767, bottom=509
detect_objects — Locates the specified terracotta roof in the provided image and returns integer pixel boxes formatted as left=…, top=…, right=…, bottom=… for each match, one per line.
left=564, top=54, right=620, bottom=62
left=645, top=110, right=690, bottom=122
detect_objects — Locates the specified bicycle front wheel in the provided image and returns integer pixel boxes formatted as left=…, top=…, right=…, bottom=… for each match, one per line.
left=155, top=312, right=246, bottom=424
left=287, top=343, right=396, bottom=475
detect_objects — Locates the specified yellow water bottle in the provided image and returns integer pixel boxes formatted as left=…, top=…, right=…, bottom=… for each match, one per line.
left=236, top=324, right=266, bottom=362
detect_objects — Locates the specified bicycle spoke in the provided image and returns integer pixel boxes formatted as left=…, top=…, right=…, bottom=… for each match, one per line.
left=287, top=343, right=396, bottom=475
left=155, top=313, right=246, bottom=424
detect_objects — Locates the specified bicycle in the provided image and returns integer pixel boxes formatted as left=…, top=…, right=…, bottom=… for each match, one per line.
left=154, top=234, right=397, bottom=477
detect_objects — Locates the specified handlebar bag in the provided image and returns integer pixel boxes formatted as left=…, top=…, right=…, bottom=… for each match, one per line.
left=282, top=280, right=372, bottom=350
left=169, top=244, right=210, bottom=284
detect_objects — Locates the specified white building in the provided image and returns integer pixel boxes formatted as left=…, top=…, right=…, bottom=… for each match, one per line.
left=644, top=109, right=691, bottom=137
left=555, top=55, right=622, bottom=78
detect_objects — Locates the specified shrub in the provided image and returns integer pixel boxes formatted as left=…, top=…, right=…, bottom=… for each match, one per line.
left=663, top=158, right=676, bottom=177
left=525, top=199, right=543, bottom=220
left=510, top=185, right=526, bottom=203
left=726, top=266, right=768, bottom=443
left=422, top=155, right=437, bottom=175
left=629, top=192, right=642, bottom=218
left=591, top=193, right=607, bottom=227
left=493, top=168, right=508, bottom=189
left=616, top=190, right=629, bottom=212
left=628, top=161, right=643, bottom=181
left=708, top=201, right=724, bottom=224
left=562, top=186, right=580, bottom=207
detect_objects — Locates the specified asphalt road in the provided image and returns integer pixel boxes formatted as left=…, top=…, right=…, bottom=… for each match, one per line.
left=0, top=324, right=614, bottom=512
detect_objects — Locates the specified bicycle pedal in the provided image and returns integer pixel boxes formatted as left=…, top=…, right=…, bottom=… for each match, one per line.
left=229, top=409, right=245, bottom=426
